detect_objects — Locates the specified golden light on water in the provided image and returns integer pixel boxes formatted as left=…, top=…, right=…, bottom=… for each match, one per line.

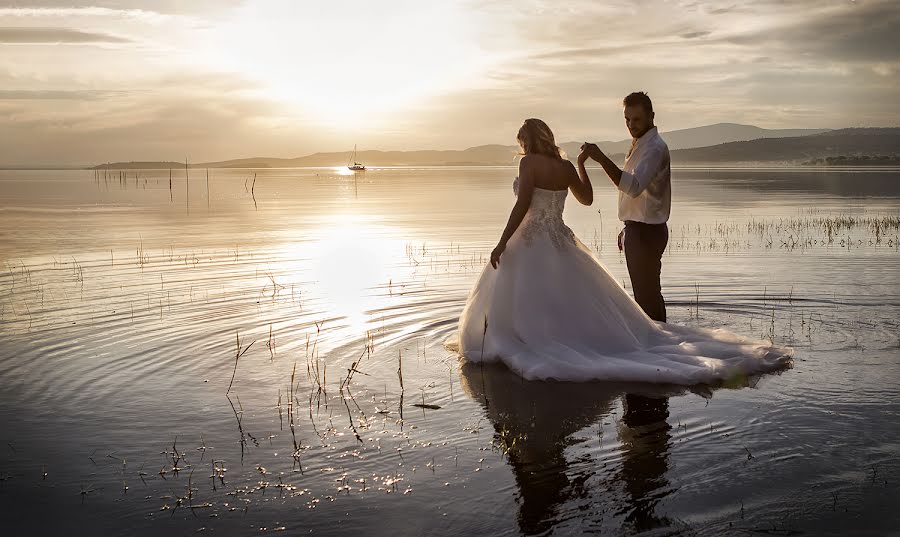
left=334, top=166, right=355, bottom=176
left=288, top=212, right=409, bottom=334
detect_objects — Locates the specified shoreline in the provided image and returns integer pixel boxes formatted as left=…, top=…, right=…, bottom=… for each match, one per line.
left=4, top=164, right=900, bottom=172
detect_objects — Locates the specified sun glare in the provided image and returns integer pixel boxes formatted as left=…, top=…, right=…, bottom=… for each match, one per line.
left=282, top=212, right=409, bottom=335
left=203, top=1, right=489, bottom=129
left=334, top=166, right=355, bottom=176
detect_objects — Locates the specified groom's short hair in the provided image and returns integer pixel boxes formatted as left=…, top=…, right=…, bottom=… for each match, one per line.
left=623, top=92, right=653, bottom=114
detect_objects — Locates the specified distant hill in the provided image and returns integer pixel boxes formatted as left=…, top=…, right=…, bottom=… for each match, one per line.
left=204, top=145, right=525, bottom=168
left=645, top=123, right=830, bottom=150
left=91, top=161, right=185, bottom=170
left=670, top=128, right=900, bottom=164
left=811, top=127, right=898, bottom=137
left=558, top=123, right=831, bottom=157
left=91, top=146, right=524, bottom=169
left=88, top=125, right=899, bottom=169
left=802, top=155, right=900, bottom=166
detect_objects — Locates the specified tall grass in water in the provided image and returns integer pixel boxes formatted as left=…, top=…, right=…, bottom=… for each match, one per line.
left=226, top=331, right=255, bottom=395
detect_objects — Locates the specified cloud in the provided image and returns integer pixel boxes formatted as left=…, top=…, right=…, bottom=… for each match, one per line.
left=720, top=0, right=900, bottom=63
left=0, top=67, right=341, bottom=165
left=1, top=0, right=898, bottom=165
left=0, top=89, right=130, bottom=99
left=0, top=1, right=242, bottom=16
left=458, top=0, right=900, bottom=131
left=529, top=45, right=636, bottom=62
left=0, top=27, right=129, bottom=44
left=0, top=6, right=171, bottom=24
left=679, top=30, right=710, bottom=39
left=0, top=93, right=269, bottom=164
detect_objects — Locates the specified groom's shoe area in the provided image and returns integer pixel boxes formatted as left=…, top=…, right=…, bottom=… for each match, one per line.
left=623, top=220, right=668, bottom=322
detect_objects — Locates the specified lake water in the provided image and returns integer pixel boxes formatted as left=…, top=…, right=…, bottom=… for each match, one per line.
left=1, top=166, right=899, bottom=536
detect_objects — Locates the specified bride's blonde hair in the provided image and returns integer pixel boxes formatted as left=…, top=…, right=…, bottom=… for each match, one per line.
left=517, top=118, right=563, bottom=160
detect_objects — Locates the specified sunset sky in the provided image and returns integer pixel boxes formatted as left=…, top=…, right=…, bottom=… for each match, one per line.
left=1, top=0, right=898, bottom=165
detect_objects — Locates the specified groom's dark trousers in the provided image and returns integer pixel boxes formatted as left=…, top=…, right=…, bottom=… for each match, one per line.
left=623, top=220, right=668, bottom=322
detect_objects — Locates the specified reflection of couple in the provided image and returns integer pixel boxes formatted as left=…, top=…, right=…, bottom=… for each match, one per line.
left=453, top=91, right=792, bottom=384
left=460, top=361, right=682, bottom=534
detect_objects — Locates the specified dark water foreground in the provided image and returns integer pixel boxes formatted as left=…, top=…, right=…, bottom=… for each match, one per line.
left=0, top=167, right=898, bottom=536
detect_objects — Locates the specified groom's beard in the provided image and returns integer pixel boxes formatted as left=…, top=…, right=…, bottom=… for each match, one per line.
left=629, top=125, right=652, bottom=139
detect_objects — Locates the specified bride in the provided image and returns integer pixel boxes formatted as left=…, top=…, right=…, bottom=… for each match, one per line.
left=451, top=118, right=792, bottom=385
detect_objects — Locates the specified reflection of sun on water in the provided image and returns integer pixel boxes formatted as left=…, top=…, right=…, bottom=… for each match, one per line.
left=334, top=166, right=355, bottom=176
left=288, top=213, right=407, bottom=334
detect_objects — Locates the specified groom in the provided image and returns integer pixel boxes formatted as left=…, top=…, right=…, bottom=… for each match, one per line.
left=581, top=92, right=671, bottom=322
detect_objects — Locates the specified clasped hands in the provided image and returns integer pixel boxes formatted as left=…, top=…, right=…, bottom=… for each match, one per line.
left=578, top=142, right=603, bottom=164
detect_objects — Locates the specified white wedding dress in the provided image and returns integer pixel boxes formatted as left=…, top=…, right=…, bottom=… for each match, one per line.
left=450, top=180, right=793, bottom=385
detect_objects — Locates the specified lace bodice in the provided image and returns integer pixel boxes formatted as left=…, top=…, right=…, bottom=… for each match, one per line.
left=513, top=178, right=576, bottom=249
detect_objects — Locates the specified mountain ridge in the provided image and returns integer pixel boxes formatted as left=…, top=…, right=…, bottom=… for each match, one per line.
left=85, top=125, right=900, bottom=169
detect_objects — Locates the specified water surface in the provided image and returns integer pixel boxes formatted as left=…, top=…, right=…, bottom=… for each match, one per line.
left=1, top=166, right=898, bottom=535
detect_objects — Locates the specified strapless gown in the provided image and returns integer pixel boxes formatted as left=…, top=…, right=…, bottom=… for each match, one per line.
left=448, top=182, right=792, bottom=384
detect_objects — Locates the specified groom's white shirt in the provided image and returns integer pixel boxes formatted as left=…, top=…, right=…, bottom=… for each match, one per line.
left=617, top=126, right=671, bottom=224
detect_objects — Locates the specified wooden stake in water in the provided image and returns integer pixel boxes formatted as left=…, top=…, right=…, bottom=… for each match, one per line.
left=185, top=158, right=189, bottom=214
left=397, top=350, right=403, bottom=389
left=480, top=316, right=488, bottom=360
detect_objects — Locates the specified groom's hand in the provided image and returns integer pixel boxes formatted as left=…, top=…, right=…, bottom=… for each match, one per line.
left=580, top=142, right=603, bottom=162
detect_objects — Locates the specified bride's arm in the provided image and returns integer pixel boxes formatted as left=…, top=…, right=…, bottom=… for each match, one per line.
left=490, top=158, right=535, bottom=268
left=569, top=152, right=594, bottom=205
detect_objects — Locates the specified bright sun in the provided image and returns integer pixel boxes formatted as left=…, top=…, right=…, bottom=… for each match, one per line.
left=203, top=0, right=489, bottom=129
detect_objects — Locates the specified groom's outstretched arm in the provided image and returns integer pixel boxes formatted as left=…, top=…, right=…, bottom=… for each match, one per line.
left=582, top=143, right=622, bottom=187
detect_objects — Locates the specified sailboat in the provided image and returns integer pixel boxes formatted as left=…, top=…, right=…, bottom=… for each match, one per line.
left=347, top=145, right=366, bottom=171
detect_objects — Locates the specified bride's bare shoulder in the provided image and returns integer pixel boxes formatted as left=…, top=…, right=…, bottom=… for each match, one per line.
left=519, top=153, right=565, bottom=170
left=518, top=155, right=541, bottom=178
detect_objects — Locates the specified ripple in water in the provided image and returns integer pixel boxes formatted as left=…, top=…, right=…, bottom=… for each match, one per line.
left=0, top=167, right=898, bottom=536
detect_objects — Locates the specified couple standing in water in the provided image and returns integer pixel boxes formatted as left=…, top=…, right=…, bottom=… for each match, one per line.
left=452, top=91, right=793, bottom=533
left=452, top=91, right=792, bottom=384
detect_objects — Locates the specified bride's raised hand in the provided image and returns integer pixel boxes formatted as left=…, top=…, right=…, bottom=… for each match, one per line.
left=578, top=146, right=590, bottom=164
left=490, top=242, right=506, bottom=269
left=580, top=142, right=601, bottom=162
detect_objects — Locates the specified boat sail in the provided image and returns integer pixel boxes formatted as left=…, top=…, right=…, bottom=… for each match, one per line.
left=347, top=145, right=366, bottom=171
